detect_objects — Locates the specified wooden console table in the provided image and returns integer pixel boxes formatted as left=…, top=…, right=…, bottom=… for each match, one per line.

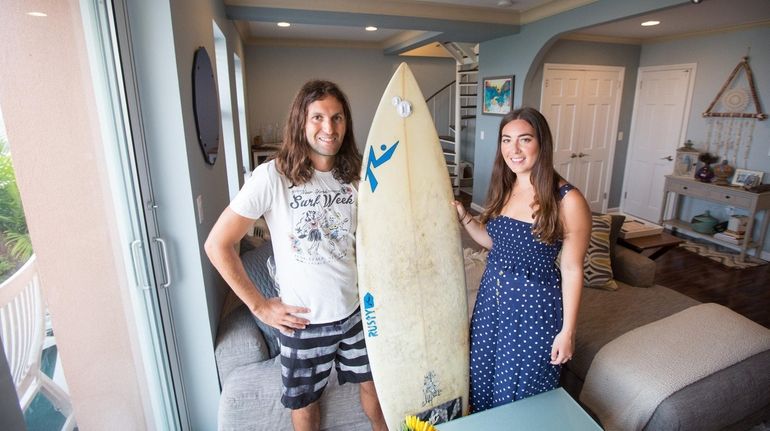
left=659, top=175, right=770, bottom=260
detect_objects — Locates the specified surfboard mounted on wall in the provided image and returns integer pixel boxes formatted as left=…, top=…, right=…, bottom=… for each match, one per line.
left=357, top=62, right=469, bottom=430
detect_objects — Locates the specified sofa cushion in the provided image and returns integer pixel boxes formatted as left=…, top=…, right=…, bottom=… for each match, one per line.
left=643, top=350, right=770, bottom=431
left=584, top=214, right=618, bottom=291
left=215, top=305, right=271, bottom=383
left=568, top=282, right=699, bottom=381
left=240, top=241, right=281, bottom=358
left=613, top=245, right=656, bottom=287
left=218, top=357, right=370, bottom=431
left=607, top=213, right=625, bottom=265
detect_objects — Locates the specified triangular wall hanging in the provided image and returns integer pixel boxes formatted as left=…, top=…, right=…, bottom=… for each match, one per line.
left=703, top=56, right=766, bottom=120
left=703, top=56, right=766, bottom=168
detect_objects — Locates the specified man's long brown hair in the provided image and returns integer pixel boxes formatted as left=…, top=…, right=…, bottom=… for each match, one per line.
left=274, top=80, right=361, bottom=185
left=481, top=107, right=564, bottom=244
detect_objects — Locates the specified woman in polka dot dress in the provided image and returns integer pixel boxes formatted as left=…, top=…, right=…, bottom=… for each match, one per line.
left=453, top=107, right=591, bottom=412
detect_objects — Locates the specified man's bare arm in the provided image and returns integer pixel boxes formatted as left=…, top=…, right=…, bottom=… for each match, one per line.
left=204, top=208, right=309, bottom=333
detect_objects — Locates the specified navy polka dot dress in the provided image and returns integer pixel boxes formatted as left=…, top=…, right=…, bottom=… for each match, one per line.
left=469, top=183, right=574, bottom=412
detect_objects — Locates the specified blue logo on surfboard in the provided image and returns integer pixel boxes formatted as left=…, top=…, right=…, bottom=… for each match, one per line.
left=364, top=141, right=399, bottom=193
left=363, top=292, right=379, bottom=337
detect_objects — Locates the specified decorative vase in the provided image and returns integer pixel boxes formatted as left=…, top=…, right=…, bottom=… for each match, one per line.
left=696, top=151, right=719, bottom=183
left=695, top=163, right=714, bottom=183
left=712, top=160, right=734, bottom=186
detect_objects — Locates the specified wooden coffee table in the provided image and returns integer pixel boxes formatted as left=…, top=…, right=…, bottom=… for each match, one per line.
left=619, top=231, right=685, bottom=260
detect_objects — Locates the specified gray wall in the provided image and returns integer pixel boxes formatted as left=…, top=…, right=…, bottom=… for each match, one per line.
left=472, top=0, right=688, bottom=207
left=169, top=0, right=246, bottom=339
left=525, top=39, right=641, bottom=208
left=127, top=0, right=248, bottom=427
left=244, top=45, right=455, bottom=152
left=639, top=25, right=770, bottom=254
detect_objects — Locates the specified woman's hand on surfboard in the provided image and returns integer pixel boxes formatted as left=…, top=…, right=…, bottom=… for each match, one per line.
left=452, top=200, right=469, bottom=223
left=254, top=297, right=311, bottom=334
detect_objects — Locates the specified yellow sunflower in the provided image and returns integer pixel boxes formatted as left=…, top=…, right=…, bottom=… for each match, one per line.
left=401, top=415, right=438, bottom=431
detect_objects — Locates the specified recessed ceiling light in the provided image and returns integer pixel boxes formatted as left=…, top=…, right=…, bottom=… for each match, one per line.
left=27, top=11, right=47, bottom=17
left=365, top=26, right=378, bottom=32
left=277, top=22, right=290, bottom=28
left=641, top=20, right=660, bottom=27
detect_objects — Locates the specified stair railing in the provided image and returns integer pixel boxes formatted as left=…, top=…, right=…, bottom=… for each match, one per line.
left=426, top=80, right=455, bottom=140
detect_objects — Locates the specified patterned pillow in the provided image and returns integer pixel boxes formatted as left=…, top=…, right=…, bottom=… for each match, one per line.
left=240, top=241, right=281, bottom=358
left=584, top=214, right=618, bottom=291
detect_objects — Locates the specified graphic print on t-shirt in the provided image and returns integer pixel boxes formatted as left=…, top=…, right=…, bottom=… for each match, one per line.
left=289, top=183, right=354, bottom=264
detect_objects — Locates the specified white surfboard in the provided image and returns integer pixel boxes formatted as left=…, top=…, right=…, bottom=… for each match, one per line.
left=357, top=62, right=469, bottom=430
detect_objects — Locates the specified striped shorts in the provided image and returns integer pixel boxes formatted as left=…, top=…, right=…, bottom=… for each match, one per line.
left=279, top=308, right=373, bottom=409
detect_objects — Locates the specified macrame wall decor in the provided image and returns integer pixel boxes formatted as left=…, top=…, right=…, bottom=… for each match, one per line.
left=703, top=55, right=766, bottom=168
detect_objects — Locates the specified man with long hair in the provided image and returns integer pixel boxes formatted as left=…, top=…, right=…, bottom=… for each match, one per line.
left=206, top=80, right=385, bottom=430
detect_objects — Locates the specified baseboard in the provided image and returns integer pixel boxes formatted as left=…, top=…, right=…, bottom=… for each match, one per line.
left=606, top=206, right=621, bottom=213
left=470, top=202, right=485, bottom=213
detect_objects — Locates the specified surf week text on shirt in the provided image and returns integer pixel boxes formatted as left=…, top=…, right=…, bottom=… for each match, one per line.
left=290, top=188, right=354, bottom=209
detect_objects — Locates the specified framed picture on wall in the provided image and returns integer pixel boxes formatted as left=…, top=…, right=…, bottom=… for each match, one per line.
left=482, top=75, right=514, bottom=115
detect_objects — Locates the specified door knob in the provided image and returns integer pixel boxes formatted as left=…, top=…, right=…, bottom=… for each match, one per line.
left=578, top=152, right=587, bottom=158
left=570, top=153, right=578, bottom=158
left=661, top=156, right=673, bottom=161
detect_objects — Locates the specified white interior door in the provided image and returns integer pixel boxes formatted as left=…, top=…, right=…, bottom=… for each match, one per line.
left=541, top=68, right=580, bottom=181
left=621, top=64, right=696, bottom=222
left=541, top=64, right=624, bottom=212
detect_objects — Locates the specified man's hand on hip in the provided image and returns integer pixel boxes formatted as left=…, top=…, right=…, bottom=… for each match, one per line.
left=254, top=297, right=311, bottom=335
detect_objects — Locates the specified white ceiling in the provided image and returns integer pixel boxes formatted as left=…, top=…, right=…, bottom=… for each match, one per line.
left=232, top=0, right=770, bottom=47
left=571, top=0, right=770, bottom=41
left=247, top=22, right=406, bottom=43
left=412, top=0, right=548, bottom=9
left=229, top=0, right=549, bottom=49
left=243, top=0, right=551, bottom=43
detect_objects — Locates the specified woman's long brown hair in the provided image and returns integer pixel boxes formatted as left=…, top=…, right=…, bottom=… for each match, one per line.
left=274, top=80, right=361, bottom=185
left=481, top=107, right=564, bottom=244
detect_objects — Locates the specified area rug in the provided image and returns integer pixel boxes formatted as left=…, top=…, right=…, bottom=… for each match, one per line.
left=679, top=241, right=767, bottom=269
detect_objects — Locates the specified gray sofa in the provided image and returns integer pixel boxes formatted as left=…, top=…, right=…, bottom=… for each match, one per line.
left=562, top=245, right=770, bottom=431
left=215, top=238, right=770, bottom=430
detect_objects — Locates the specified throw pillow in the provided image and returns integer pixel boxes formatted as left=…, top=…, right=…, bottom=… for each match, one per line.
left=584, top=214, right=618, bottom=291
left=240, top=241, right=281, bottom=358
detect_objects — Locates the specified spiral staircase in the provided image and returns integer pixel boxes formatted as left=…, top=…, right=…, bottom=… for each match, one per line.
left=426, top=42, right=479, bottom=196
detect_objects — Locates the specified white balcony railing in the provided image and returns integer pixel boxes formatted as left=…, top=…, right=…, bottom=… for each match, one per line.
left=0, top=255, right=75, bottom=430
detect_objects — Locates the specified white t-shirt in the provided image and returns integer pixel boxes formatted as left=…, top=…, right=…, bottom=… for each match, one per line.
left=230, top=160, right=358, bottom=323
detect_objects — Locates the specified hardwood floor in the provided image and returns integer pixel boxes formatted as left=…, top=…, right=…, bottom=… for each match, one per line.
left=455, top=192, right=770, bottom=328
left=653, top=245, right=770, bottom=329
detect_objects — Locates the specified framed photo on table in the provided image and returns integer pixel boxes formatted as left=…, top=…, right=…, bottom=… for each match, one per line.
left=482, top=75, right=514, bottom=115
left=731, top=168, right=764, bottom=187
